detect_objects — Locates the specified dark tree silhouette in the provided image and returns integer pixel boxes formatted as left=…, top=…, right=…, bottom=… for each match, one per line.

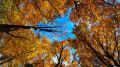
left=0, top=24, right=59, bottom=38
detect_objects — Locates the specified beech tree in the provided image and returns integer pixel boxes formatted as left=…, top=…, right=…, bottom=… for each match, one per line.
left=0, top=0, right=120, bottom=67
left=69, top=0, right=120, bottom=66
left=0, top=0, right=72, bottom=66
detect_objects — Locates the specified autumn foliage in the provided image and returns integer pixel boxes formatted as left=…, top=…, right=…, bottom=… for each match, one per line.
left=0, top=0, right=120, bottom=67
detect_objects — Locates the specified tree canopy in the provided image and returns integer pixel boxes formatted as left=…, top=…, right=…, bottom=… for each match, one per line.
left=0, top=0, right=120, bottom=67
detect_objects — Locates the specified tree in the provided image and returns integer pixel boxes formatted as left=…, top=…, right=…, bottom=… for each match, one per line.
left=0, top=0, right=73, bottom=66
left=51, top=40, right=70, bottom=67
left=0, top=0, right=73, bottom=25
left=0, top=0, right=120, bottom=66
left=68, top=0, right=120, bottom=66
left=0, top=24, right=59, bottom=38
left=32, top=37, right=71, bottom=67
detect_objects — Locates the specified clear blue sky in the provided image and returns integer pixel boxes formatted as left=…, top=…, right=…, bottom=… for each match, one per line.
left=35, top=8, right=76, bottom=42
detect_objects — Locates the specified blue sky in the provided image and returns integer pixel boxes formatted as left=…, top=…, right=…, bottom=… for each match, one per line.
left=105, top=0, right=120, bottom=4
left=33, top=1, right=120, bottom=64
left=33, top=8, right=77, bottom=65
left=35, top=8, right=76, bottom=42
left=115, top=0, right=120, bottom=3
left=34, top=0, right=120, bottom=42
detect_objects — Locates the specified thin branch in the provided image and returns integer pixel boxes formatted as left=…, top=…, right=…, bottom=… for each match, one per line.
left=85, top=40, right=110, bottom=66
left=97, top=37, right=106, bottom=54
left=31, top=0, right=46, bottom=18
left=47, top=0, right=59, bottom=16
left=7, top=32, right=25, bottom=38
left=55, top=45, right=67, bottom=67
left=80, top=34, right=110, bottom=65
left=0, top=50, right=33, bottom=65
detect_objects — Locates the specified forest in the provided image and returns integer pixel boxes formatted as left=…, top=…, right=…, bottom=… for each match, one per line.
left=0, top=0, right=120, bottom=67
